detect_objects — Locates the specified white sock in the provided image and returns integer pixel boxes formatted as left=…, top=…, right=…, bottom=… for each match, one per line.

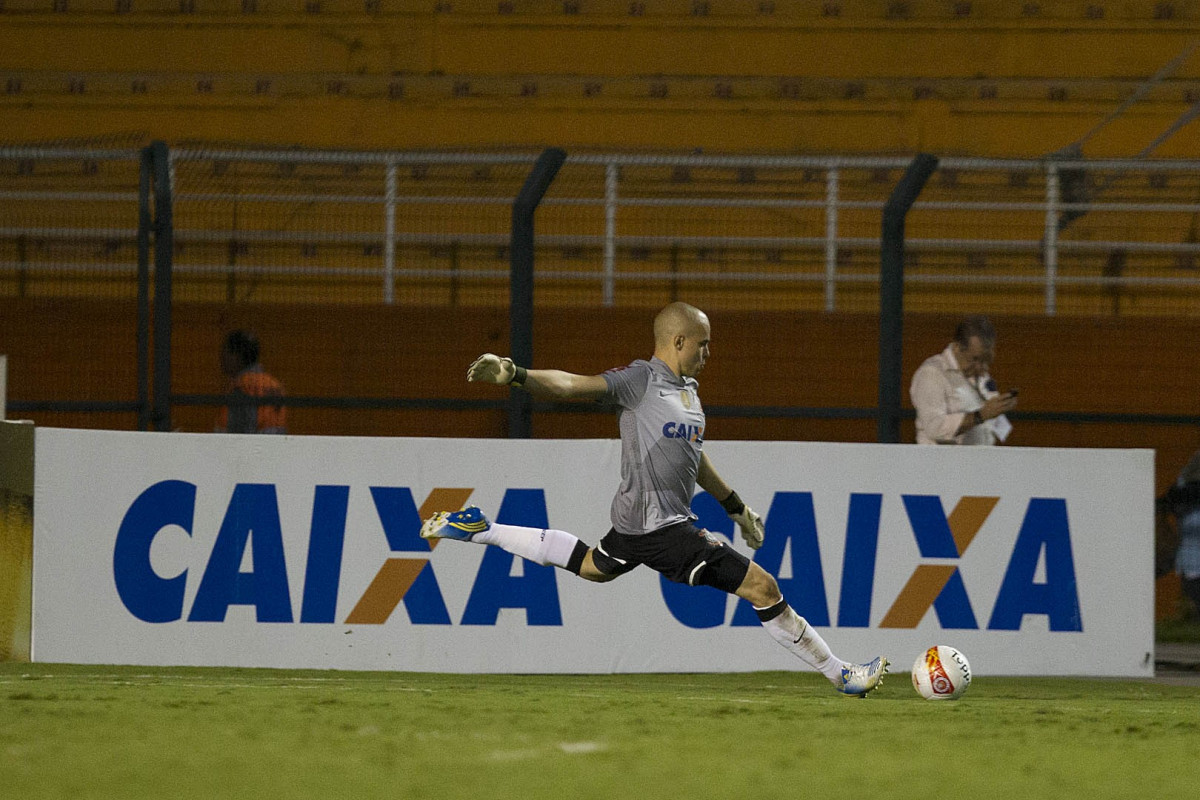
left=471, top=522, right=582, bottom=570
left=756, top=600, right=847, bottom=685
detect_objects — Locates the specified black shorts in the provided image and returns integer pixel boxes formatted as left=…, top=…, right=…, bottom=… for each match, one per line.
left=590, top=521, right=751, bottom=594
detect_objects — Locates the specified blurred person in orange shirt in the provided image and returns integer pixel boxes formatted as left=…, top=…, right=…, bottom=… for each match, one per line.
left=216, top=329, right=287, bottom=434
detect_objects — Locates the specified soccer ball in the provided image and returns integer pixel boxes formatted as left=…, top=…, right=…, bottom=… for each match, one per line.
left=911, top=645, right=972, bottom=700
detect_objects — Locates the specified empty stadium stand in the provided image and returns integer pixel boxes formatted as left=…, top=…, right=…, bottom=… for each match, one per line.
left=5, top=1, right=1200, bottom=155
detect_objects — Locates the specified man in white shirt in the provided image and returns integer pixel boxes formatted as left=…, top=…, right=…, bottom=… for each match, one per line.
left=910, top=315, right=1018, bottom=445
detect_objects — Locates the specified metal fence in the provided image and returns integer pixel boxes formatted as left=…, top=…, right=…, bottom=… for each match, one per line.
left=0, top=146, right=151, bottom=429
left=0, top=146, right=144, bottom=299
left=169, top=147, right=539, bottom=307
left=164, top=148, right=1200, bottom=317
left=12, top=147, right=1200, bottom=317
left=7, top=143, right=1200, bottom=431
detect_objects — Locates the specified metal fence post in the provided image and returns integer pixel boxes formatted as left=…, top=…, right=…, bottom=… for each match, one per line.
left=824, top=166, right=839, bottom=312
left=1044, top=163, right=1060, bottom=316
left=510, top=147, right=567, bottom=439
left=879, top=153, right=939, bottom=444
left=136, top=146, right=153, bottom=431
left=603, top=161, right=618, bottom=307
left=384, top=160, right=397, bottom=305
left=150, top=141, right=174, bottom=433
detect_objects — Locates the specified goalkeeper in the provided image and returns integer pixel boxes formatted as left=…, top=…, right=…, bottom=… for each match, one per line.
left=422, top=302, right=887, bottom=696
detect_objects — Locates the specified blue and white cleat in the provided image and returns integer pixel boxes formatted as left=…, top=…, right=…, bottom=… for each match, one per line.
left=420, top=506, right=492, bottom=542
left=838, top=656, right=889, bottom=697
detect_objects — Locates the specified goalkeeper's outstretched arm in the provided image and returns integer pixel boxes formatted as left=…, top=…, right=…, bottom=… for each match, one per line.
left=466, top=353, right=608, bottom=401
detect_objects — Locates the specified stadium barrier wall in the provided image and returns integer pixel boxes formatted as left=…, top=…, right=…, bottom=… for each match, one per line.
left=29, top=427, right=1153, bottom=677
left=0, top=420, right=34, bottom=662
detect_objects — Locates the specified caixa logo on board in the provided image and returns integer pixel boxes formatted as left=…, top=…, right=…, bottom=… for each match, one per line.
left=112, top=482, right=1082, bottom=633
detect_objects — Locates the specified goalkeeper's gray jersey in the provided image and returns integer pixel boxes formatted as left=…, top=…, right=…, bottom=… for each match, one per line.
left=601, top=357, right=705, bottom=535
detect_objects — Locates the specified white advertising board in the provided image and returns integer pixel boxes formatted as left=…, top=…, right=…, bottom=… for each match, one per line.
left=32, top=428, right=1154, bottom=676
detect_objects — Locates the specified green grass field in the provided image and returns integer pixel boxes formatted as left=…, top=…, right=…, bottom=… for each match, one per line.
left=2, top=664, right=1198, bottom=799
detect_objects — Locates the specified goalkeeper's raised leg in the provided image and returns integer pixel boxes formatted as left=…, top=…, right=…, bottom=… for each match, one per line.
left=426, top=302, right=889, bottom=696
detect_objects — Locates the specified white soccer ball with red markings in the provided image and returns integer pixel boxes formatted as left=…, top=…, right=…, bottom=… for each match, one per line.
left=911, top=645, right=972, bottom=700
